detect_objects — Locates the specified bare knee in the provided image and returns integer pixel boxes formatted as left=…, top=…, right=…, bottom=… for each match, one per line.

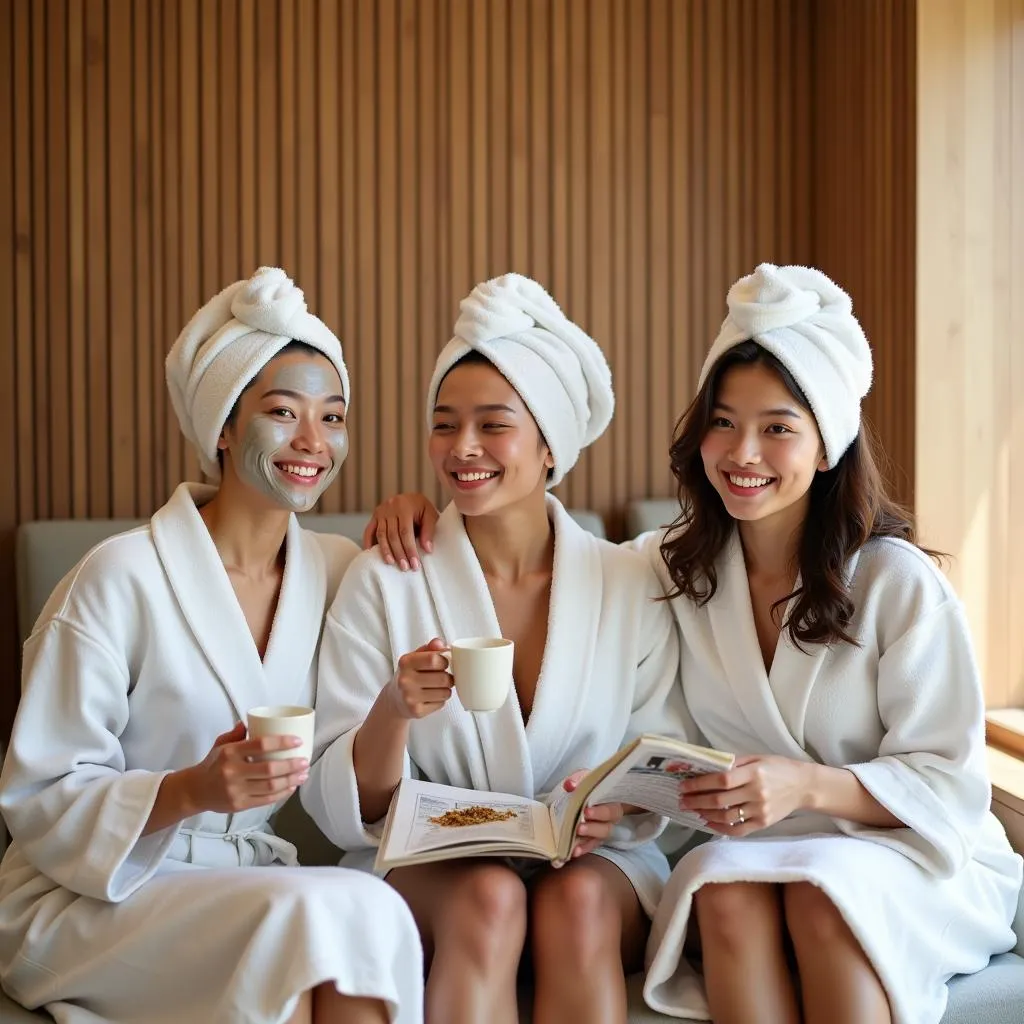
left=531, top=865, right=620, bottom=959
left=783, top=881, right=851, bottom=947
left=434, top=864, right=527, bottom=964
left=694, top=882, right=780, bottom=950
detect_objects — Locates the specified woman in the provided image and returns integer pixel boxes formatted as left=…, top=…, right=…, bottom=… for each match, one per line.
left=640, top=265, right=1020, bottom=1024
left=365, top=264, right=1022, bottom=1024
left=0, top=268, right=422, bottom=1024
left=303, top=273, right=692, bottom=1024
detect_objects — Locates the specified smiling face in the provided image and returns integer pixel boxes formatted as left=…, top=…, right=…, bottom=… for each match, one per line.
left=699, top=360, right=827, bottom=534
left=219, top=349, right=349, bottom=512
left=429, top=359, right=554, bottom=517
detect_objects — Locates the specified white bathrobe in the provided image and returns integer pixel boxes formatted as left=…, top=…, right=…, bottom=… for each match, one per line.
left=0, top=483, right=423, bottom=1024
left=304, top=497, right=692, bottom=915
left=636, top=528, right=1023, bottom=1024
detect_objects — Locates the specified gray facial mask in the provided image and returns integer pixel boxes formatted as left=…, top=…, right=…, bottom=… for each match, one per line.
left=233, top=359, right=349, bottom=512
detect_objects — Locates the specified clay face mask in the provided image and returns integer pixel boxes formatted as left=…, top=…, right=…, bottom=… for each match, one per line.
left=234, top=358, right=349, bottom=512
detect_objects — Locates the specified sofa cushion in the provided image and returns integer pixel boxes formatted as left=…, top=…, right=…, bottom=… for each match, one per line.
left=626, top=498, right=680, bottom=539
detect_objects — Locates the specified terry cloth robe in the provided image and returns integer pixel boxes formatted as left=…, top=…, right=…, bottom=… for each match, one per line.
left=304, top=496, right=693, bottom=916
left=0, top=483, right=423, bottom=1024
left=636, top=529, right=1023, bottom=1024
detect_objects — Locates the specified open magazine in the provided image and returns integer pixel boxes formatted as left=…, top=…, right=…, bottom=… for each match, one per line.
left=374, top=734, right=734, bottom=871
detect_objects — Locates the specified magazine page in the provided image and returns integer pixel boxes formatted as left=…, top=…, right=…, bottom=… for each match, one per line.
left=585, top=740, right=734, bottom=831
left=383, top=779, right=557, bottom=859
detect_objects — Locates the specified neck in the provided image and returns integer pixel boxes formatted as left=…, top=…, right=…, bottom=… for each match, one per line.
left=463, top=492, right=554, bottom=582
left=198, top=473, right=291, bottom=578
left=736, top=502, right=807, bottom=581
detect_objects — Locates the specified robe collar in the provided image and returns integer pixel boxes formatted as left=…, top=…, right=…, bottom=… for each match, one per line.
left=704, top=528, right=840, bottom=760
left=420, top=495, right=603, bottom=795
left=150, top=483, right=326, bottom=723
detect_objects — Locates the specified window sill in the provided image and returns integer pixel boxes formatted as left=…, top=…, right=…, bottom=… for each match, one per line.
left=987, top=744, right=1024, bottom=815
left=986, top=709, right=1024, bottom=761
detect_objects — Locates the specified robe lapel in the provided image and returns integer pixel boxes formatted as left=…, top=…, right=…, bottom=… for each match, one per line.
left=261, top=518, right=327, bottom=706
left=421, top=504, right=533, bottom=796
left=151, top=483, right=269, bottom=723
left=705, top=530, right=813, bottom=762
left=523, top=498, right=603, bottom=789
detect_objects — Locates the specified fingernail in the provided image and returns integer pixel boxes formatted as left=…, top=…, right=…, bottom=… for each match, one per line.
left=399, top=559, right=409, bottom=572
left=411, top=558, right=420, bottom=571
left=424, top=542, right=433, bottom=553
left=384, top=554, right=395, bottom=565
left=297, top=758, right=309, bottom=769
left=298, top=771, right=309, bottom=782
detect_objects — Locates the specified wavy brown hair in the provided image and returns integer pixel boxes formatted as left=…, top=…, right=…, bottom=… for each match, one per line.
left=659, top=341, right=940, bottom=649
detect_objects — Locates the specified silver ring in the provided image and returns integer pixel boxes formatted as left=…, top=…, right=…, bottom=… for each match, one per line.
left=737, top=806, right=746, bottom=824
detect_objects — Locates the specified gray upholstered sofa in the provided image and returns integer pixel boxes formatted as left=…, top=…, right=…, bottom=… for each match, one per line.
left=1, top=503, right=1021, bottom=1023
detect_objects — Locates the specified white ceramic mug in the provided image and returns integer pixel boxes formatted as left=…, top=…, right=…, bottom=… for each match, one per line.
left=444, top=637, right=515, bottom=712
left=247, top=705, right=315, bottom=763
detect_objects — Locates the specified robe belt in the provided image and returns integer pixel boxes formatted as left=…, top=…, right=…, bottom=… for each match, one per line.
left=170, top=827, right=300, bottom=868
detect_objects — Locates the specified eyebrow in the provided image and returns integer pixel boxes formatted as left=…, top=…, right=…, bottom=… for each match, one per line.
left=714, top=402, right=801, bottom=419
left=432, top=403, right=518, bottom=415
left=262, top=388, right=346, bottom=405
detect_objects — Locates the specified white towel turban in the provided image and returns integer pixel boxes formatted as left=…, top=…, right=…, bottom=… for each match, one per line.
left=426, top=273, right=614, bottom=487
left=166, top=266, right=350, bottom=481
left=699, top=263, right=873, bottom=468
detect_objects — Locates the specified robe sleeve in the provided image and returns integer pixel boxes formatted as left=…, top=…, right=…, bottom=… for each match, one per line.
left=838, top=599, right=991, bottom=878
left=0, top=620, right=178, bottom=903
left=303, top=562, right=410, bottom=851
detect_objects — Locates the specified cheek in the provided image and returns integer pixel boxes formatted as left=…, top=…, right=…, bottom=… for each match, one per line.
left=427, top=435, right=449, bottom=466
left=242, top=418, right=292, bottom=458
left=699, top=435, right=722, bottom=468
left=327, top=429, right=350, bottom=465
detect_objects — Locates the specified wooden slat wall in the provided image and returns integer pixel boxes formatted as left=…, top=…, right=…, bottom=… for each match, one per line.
left=811, top=0, right=917, bottom=507
left=1, top=0, right=926, bottom=719
left=916, top=0, right=1024, bottom=708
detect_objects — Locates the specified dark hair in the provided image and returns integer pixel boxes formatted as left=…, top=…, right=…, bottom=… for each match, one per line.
left=438, top=350, right=553, bottom=480
left=217, top=340, right=326, bottom=470
left=659, top=340, right=941, bottom=649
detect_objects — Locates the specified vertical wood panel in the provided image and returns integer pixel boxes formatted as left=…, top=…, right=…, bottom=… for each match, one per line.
left=397, top=0, right=421, bottom=497
left=161, top=0, right=182, bottom=497
left=108, top=0, right=134, bottom=517
left=916, top=0, right=1024, bottom=707
left=132, top=0, right=153, bottom=514
left=4, top=0, right=933, bottom=714
left=0, top=0, right=18, bottom=707
left=565, top=0, right=589, bottom=511
left=14, top=0, right=35, bottom=526
left=30, top=0, right=50, bottom=519
left=85, top=0, right=110, bottom=515
left=46, top=1, right=70, bottom=519
left=377, top=0, right=400, bottom=502
left=812, top=0, right=916, bottom=509
left=1010, top=0, right=1024, bottom=706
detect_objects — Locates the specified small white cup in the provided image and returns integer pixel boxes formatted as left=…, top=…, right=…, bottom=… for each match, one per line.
left=247, top=705, right=315, bottom=763
left=444, top=637, right=514, bottom=713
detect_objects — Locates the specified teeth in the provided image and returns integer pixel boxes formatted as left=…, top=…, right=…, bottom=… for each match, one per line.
left=280, top=464, right=320, bottom=478
left=455, top=471, right=499, bottom=482
left=728, top=474, right=772, bottom=488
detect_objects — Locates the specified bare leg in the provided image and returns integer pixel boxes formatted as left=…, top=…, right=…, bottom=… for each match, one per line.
left=388, top=859, right=527, bottom=1024
left=783, top=882, right=892, bottom=1024
left=312, top=986, right=389, bottom=1024
left=285, top=990, right=312, bottom=1024
left=694, top=882, right=800, bottom=1024
left=529, top=855, right=647, bottom=1024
